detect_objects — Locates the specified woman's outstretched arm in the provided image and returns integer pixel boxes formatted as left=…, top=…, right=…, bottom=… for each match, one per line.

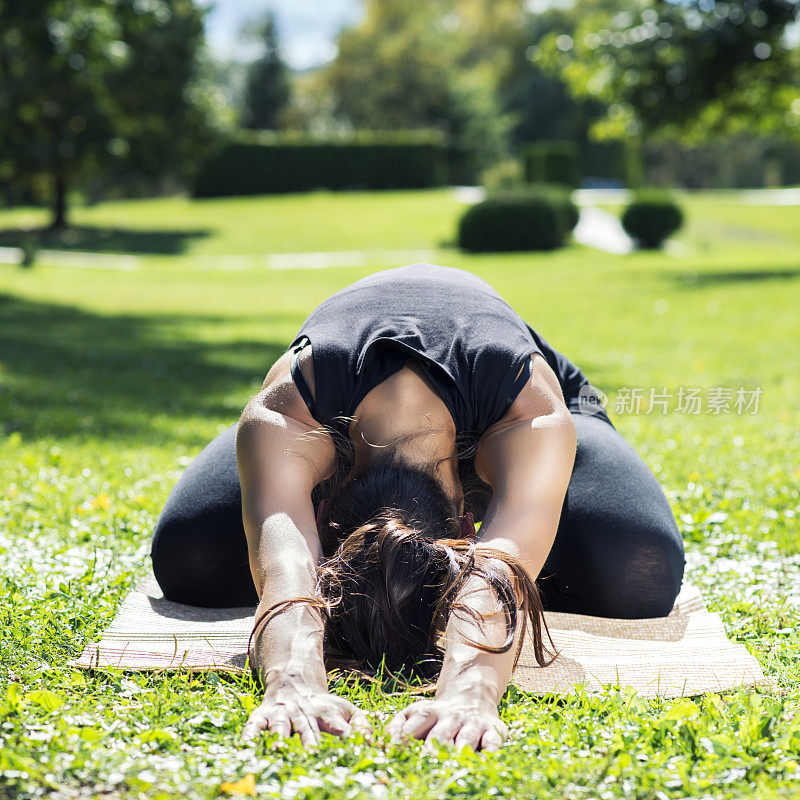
left=236, top=386, right=369, bottom=745
left=387, top=356, right=576, bottom=750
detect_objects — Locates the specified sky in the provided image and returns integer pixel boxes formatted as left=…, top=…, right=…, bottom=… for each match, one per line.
left=200, top=1, right=800, bottom=69
left=200, top=0, right=363, bottom=69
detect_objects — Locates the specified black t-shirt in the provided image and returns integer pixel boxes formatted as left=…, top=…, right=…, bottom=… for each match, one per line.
left=287, top=263, right=594, bottom=438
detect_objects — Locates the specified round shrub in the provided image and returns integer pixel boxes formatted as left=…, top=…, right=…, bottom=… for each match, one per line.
left=563, top=196, right=580, bottom=231
left=458, top=189, right=574, bottom=252
left=621, top=192, right=684, bottom=249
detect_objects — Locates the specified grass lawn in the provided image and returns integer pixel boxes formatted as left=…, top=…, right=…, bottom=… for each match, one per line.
left=1, top=189, right=799, bottom=799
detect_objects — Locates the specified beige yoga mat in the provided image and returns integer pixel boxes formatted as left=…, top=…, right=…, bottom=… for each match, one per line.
left=72, top=575, right=775, bottom=698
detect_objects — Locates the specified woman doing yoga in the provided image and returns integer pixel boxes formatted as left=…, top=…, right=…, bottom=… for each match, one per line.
left=151, top=264, right=685, bottom=751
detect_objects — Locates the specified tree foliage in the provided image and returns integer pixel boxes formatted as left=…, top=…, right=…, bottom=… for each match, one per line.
left=320, top=0, right=526, bottom=180
left=502, top=5, right=603, bottom=145
left=0, top=0, right=219, bottom=227
left=535, top=0, right=800, bottom=142
left=240, top=13, right=290, bottom=131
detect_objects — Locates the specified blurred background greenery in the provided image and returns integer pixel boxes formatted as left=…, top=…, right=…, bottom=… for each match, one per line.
left=2, top=0, right=799, bottom=230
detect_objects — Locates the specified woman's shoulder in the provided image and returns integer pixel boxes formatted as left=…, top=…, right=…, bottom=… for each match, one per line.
left=480, top=354, right=569, bottom=435
left=257, top=348, right=318, bottom=429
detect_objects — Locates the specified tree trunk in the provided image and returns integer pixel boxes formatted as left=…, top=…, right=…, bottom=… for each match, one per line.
left=50, top=172, right=68, bottom=229
left=623, top=138, right=644, bottom=190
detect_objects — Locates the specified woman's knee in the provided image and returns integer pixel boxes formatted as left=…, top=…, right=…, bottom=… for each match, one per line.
left=544, top=485, right=686, bottom=618
left=559, top=412, right=686, bottom=617
left=592, top=519, right=685, bottom=618
left=151, top=513, right=255, bottom=607
left=150, top=514, right=215, bottom=605
left=149, top=421, right=255, bottom=607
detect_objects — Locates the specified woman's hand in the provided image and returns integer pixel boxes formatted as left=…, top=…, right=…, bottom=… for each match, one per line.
left=385, top=692, right=508, bottom=752
left=242, top=672, right=370, bottom=746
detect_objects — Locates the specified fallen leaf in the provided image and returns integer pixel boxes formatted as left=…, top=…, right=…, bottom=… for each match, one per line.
left=219, top=773, right=256, bottom=796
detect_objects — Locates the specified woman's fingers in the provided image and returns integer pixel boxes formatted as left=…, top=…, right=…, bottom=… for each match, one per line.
left=398, top=709, right=438, bottom=741
left=241, top=704, right=269, bottom=741
left=288, top=704, right=321, bottom=747
left=386, top=699, right=507, bottom=751
left=267, top=708, right=292, bottom=740
left=424, top=716, right=463, bottom=747
left=385, top=703, right=416, bottom=740
left=316, top=698, right=372, bottom=737
left=316, top=707, right=351, bottom=736
left=244, top=696, right=370, bottom=745
left=252, top=702, right=319, bottom=746
left=479, top=724, right=506, bottom=752
left=345, top=706, right=372, bottom=736
left=453, top=722, right=485, bottom=751
left=247, top=697, right=503, bottom=751
left=292, top=707, right=320, bottom=747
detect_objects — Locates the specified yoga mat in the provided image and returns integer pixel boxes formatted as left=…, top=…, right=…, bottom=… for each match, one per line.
left=72, top=575, right=775, bottom=698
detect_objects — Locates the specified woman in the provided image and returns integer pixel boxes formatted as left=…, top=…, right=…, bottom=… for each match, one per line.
left=151, top=264, right=685, bottom=751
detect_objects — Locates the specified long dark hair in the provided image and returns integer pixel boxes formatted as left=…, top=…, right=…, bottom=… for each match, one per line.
left=250, top=443, right=556, bottom=683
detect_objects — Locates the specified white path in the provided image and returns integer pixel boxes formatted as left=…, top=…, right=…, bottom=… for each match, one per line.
left=573, top=206, right=634, bottom=254
left=738, top=187, right=800, bottom=206
left=265, top=248, right=437, bottom=270
left=0, top=245, right=139, bottom=271
left=187, top=248, right=441, bottom=271
left=578, top=186, right=800, bottom=207
left=574, top=188, right=631, bottom=206
left=0, top=244, right=438, bottom=272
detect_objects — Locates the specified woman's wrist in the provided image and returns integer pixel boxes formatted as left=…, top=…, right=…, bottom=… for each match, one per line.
left=253, top=627, right=328, bottom=690
left=435, top=663, right=503, bottom=708
left=250, top=595, right=328, bottom=686
left=261, top=663, right=328, bottom=694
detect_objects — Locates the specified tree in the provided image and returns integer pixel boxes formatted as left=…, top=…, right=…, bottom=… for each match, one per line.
left=501, top=5, right=610, bottom=143
left=320, top=0, right=522, bottom=181
left=240, top=13, right=290, bottom=131
left=535, top=0, right=800, bottom=142
left=0, top=0, right=219, bottom=228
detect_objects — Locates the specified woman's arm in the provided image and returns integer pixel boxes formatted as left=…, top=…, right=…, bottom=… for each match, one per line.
left=236, top=386, right=368, bottom=745
left=387, top=356, right=576, bottom=750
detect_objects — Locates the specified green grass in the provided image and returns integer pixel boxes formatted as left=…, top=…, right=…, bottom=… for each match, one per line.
left=0, top=189, right=464, bottom=257
left=1, top=188, right=799, bottom=799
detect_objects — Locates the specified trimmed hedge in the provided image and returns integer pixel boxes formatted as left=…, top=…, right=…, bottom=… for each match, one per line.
left=457, top=187, right=578, bottom=252
left=621, top=191, right=684, bottom=249
left=522, top=140, right=582, bottom=188
left=192, top=131, right=449, bottom=196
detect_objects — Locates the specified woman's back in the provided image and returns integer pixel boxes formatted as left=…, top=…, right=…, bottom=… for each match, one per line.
left=288, top=263, right=590, bottom=439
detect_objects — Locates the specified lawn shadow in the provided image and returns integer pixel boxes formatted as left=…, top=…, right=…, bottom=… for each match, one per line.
left=0, top=294, right=294, bottom=446
left=0, top=295, right=633, bottom=448
left=0, top=224, right=212, bottom=255
left=667, top=267, right=800, bottom=289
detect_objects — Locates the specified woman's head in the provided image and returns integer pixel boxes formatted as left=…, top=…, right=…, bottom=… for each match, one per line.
left=319, top=454, right=460, bottom=555
left=312, top=454, right=553, bottom=679
left=315, top=455, right=459, bottom=676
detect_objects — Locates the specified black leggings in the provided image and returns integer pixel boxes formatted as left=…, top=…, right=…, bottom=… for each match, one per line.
left=150, top=413, right=685, bottom=618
